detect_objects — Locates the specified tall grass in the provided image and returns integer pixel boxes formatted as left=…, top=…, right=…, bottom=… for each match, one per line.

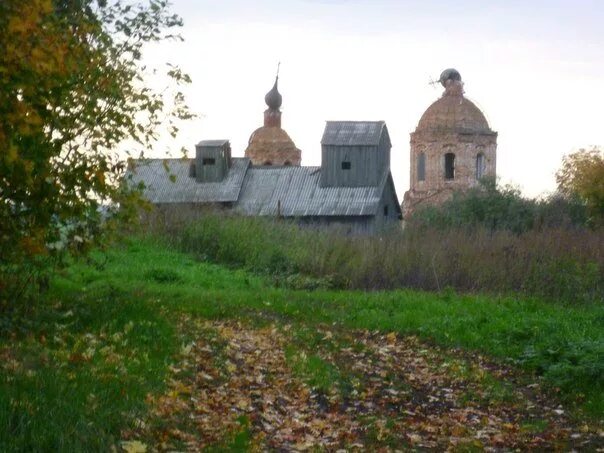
left=155, top=211, right=603, bottom=304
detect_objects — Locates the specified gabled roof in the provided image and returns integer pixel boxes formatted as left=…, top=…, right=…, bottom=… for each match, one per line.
left=127, top=157, right=249, bottom=203
left=321, top=121, right=388, bottom=146
left=236, top=166, right=394, bottom=217
left=197, top=139, right=230, bottom=147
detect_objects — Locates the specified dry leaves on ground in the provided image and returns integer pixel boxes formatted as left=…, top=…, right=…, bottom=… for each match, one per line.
left=122, top=319, right=604, bottom=451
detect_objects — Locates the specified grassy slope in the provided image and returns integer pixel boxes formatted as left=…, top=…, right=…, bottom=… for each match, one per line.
left=1, top=237, right=603, bottom=450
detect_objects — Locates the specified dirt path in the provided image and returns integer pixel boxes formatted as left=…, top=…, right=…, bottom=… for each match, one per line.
left=123, top=319, right=604, bottom=451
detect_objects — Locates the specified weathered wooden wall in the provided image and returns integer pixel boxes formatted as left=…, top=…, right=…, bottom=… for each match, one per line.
left=195, top=143, right=231, bottom=183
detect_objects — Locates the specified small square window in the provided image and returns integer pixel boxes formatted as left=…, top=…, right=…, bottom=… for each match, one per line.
left=341, top=161, right=351, bottom=170
left=202, top=158, right=216, bottom=165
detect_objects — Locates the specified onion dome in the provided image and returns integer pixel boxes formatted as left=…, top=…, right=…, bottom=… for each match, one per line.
left=264, top=76, right=282, bottom=110
left=416, top=69, right=491, bottom=133
left=244, top=72, right=301, bottom=166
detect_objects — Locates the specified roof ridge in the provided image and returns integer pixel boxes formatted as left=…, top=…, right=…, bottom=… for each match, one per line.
left=325, top=120, right=385, bottom=124
left=321, top=121, right=388, bottom=146
left=131, top=156, right=250, bottom=162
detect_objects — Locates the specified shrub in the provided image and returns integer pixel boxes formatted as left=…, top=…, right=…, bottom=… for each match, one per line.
left=410, top=178, right=588, bottom=233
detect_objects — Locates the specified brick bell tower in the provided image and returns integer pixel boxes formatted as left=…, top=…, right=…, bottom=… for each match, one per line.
left=244, top=67, right=301, bottom=166
left=403, top=69, right=497, bottom=218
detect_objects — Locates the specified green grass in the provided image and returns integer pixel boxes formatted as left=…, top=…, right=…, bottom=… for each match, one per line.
left=0, top=287, right=176, bottom=451
left=67, top=237, right=604, bottom=412
left=1, top=236, right=603, bottom=450
left=285, top=345, right=344, bottom=395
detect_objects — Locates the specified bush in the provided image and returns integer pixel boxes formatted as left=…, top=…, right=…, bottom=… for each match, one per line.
left=410, top=178, right=588, bottom=233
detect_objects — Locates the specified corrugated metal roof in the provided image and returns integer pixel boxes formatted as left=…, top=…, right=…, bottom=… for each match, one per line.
left=321, top=121, right=387, bottom=146
left=236, top=166, right=387, bottom=217
left=128, top=157, right=401, bottom=219
left=197, top=139, right=230, bottom=147
left=127, top=158, right=249, bottom=203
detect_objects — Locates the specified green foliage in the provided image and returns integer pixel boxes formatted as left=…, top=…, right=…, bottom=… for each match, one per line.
left=145, top=268, right=183, bottom=284
left=0, top=0, right=192, bottom=307
left=521, top=338, right=604, bottom=407
left=556, top=147, right=604, bottom=224
left=534, top=193, right=589, bottom=229
left=410, top=178, right=588, bottom=233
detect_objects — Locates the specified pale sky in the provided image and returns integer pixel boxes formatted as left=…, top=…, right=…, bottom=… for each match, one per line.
left=145, top=0, right=604, bottom=198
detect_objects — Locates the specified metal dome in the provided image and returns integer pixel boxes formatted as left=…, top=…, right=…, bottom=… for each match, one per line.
left=264, top=76, right=282, bottom=110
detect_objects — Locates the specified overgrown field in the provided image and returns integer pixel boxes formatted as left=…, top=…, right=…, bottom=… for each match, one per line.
left=1, top=237, right=603, bottom=450
left=164, top=212, right=603, bottom=304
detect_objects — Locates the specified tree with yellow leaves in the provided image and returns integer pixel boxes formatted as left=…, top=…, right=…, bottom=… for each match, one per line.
left=0, top=0, right=193, bottom=305
left=556, top=147, right=604, bottom=225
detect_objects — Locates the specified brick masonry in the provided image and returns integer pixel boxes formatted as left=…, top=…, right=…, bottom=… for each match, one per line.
left=403, top=78, right=497, bottom=218
left=244, top=109, right=301, bottom=166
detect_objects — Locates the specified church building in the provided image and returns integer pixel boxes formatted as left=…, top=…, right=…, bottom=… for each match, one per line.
left=403, top=69, right=498, bottom=218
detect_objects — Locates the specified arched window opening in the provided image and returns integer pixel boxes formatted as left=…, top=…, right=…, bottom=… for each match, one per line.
left=476, top=153, right=485, bottom=180
left=417, top=152, right=426, bottom=182
left=444, top=153, right=455, bottom=180
left=264, top=161, right=272, bottom=166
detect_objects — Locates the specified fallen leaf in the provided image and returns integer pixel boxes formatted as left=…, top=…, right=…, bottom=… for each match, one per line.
left=120, top=440, right=147, bottom=453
